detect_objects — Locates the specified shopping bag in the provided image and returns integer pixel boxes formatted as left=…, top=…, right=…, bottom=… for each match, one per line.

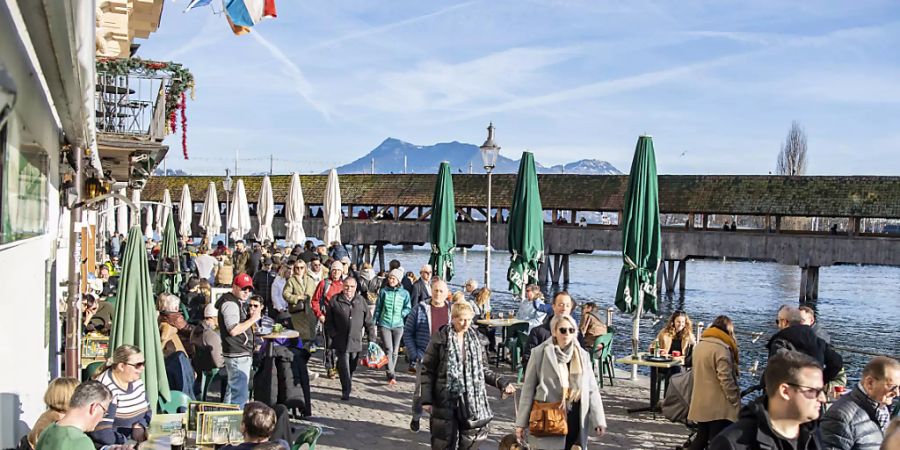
left=361, top=342, right=388, bottom=369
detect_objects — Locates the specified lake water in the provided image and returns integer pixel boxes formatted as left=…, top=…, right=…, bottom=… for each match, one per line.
left=378, top=246, right=900, bottom=386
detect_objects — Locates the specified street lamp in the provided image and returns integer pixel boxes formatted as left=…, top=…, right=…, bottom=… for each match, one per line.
left=223, top=168, right=233, bottom=249
left=480, top=122, right=500, bottom=290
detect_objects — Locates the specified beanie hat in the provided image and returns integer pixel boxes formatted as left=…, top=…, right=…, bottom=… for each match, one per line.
left=388, top=268, right=404, bottom=282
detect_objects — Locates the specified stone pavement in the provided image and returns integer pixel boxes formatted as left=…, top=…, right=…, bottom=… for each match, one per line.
left=291, top=355, right=691, bottom=449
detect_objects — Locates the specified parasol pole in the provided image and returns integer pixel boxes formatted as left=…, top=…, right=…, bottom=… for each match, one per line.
left=631, top=289, right=643, bottom=380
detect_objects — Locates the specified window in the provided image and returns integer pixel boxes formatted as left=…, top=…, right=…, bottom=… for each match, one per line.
left=1, top=125, right=49, bottom=244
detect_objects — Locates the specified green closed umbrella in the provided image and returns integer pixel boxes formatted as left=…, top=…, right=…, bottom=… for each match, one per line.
left=614, top=135, right=662, bottom=364
left=507, top=152, right=544, bottom=296
left=428, top=162, right=457, bottom=281
left=154, top=213, right=182, bottom=296
left=110, top=226, right=171, bottom=409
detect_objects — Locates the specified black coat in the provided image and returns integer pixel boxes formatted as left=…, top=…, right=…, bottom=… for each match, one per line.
left=411, top=278, right=432, bottom=304
left=766, top=325, right=843, bottom=383
left=324, top=293, right=375, bottom=354
left=710, top=399, right=822, bottom=450
left=420, top=326, right=511, bottom=429
left=820, top=386, right=888, bottom=450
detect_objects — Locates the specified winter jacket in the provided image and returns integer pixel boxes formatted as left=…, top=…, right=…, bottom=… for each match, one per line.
left=324, top=293, right=376, bottom=353
left=374, top=285, right=412, bottom=329
left=190, top=321, right=224, bottom=372
left=411, top=278, right=432, bottom=304
left=283, top=274, right=317, bottom=341
left=311, top=277, right=344, bottom=320
left=247, top=250, right=262, bottom=277
left=820, top=385, right=887, bottom=450
left=767, top=325, right=843, bottom=383
left=580, top=312, right=608, bottom=346
left=357, top=269, right=382, bottom=305
left=420, top=326, right=511, bottom=436
left=328, top=245, right=350, bottom=261
left=403, top=301, right=442, bottom=363
left=710, top=398, right=822, bottom=450
left=252, top=269, right=277, bottom=308
left=232, top=250, right=250, bottom=276
left=158, top=311, right=194, bottom=357
left=515, top=338, right=607, bottom=449
left=688, top=336, right=741, bottom=423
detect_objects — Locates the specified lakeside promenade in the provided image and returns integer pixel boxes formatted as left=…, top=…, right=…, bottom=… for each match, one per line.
left=294, top=361, right=690, bottom=449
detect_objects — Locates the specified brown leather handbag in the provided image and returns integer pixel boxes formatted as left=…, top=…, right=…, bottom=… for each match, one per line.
left=528, top=401, right=568, bottom=437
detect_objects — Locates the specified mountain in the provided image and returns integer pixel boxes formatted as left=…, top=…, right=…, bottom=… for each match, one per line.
left=333, top=138, right=621, bottom=175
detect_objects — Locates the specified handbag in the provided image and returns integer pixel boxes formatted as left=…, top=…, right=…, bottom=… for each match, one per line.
left=528, top=401, right=568, bottom=437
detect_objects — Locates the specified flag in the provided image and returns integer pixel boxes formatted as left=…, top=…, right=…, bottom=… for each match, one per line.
left=225, top=0, right=276, bottom=28
left=183, top=0, right=213, bottom=12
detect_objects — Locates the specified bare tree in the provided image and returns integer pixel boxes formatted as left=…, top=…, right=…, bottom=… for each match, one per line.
left=776, top=121, right=808, bottom=175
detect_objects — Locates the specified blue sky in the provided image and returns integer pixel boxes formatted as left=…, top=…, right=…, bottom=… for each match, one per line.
left=141, top=0, right=900, bottom=175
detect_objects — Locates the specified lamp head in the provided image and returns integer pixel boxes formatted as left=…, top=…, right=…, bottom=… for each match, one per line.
left=479, top=122, right=500, bottom=171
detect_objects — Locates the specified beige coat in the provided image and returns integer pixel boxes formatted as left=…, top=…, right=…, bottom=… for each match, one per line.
left=516, top=338, right=606, bottom=448
left=283, top=274, right=317, bottom=341
left=687, top=336, right=741, bottom=423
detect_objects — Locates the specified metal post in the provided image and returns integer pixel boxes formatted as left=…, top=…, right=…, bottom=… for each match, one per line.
left=225, top=189, right=230, bottom=249
left=485, top=169, right=493, bottom=290
left=65, top=145, right=83, bottom=378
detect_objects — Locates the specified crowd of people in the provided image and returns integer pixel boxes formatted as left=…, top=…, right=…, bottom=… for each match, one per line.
left=24, top=236, right=900, bottom=449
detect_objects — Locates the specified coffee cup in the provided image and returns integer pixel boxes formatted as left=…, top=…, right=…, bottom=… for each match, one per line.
left=671, top=351, right=681, bottom=357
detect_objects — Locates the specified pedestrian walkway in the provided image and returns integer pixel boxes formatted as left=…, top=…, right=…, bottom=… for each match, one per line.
left=293, top=359, right=691, bottom=449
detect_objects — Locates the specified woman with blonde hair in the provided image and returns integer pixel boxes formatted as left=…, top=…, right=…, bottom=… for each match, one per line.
left=26, top=377, right=79, bottom=449
left=687, top=315, right=740, bottom=449
left=651, top=310, right=696, bottom=357
left=90, top=345, right=152, bottom=446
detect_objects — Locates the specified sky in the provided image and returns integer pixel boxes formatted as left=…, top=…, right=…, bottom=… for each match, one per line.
left=140, top=0, right=900, bottom=176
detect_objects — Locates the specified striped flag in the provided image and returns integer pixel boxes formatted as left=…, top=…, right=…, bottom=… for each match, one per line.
left=224, top=0, right=277, bottom=28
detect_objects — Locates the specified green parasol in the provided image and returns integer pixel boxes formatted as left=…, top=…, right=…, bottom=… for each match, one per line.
left=428, top=162, right=457, bottom=281
left=614, top=136, right=662, bottom=363
left=110, top=226, right=171, bottom=409
left=154, top=213, right=182, bottom=296
left=506, top=152, right=544, bottom=296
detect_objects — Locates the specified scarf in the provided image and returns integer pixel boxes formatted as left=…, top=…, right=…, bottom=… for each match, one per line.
left=446, top=328, right=492, bottom=424
left=702, top=326, right=740, bottom=376
left=553, top=340, right=583, bottom=409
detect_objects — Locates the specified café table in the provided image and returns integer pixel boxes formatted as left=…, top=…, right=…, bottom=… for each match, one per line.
left=617, top=352, right=684, bottom=416
left=476, top=318, right=528, bottom=368
left=259, top=329, right=300, bottom=358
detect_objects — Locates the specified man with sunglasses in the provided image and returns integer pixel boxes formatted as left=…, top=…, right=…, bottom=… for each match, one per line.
left=711, top=351, right=825, bottom=450
left=35, top=381, right=112, bottom=450
left=216, top=273, right=261, bottom=407
left=821, top=356, right=900, bottom=449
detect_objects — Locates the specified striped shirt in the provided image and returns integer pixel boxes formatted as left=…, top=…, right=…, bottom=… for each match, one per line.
left=98, top=370, right=151, bottom=430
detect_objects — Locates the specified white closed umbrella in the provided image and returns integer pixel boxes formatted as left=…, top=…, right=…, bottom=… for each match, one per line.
left=116, top=188, right=129, bottom=236
left=105, top=196, right=115, bottom=237
left=256, top=175, right=275, bottom=243
left=323, top=168, right=342, bottom=244
left=228, top=179, right=252, bottom=241
left=284, top=172, right=306, bottom=246
left=144, top=205, right=154, bottom=239
left=199, top=181, right=221, bottom=242
left=155, top=189, right=172, bottom=235
left=179, top=184, right=193, bottom=239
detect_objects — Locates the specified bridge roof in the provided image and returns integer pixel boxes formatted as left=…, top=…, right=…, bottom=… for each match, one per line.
left=141, top=174, right=900, bottom=218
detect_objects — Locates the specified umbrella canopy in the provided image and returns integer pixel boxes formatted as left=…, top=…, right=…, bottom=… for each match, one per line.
left=155, top=213, right=182, bottom=296
left=428, top=162, right=457, bottom=281
left=110, top=226, right=171, bottom=409
left=143, top=205, right=154, bottom=240
left=228, top=179, right=252, bottom=241
left=323, top=169, right=342, bottom=244
left=256, top=175, right=275, bottom=243
left=155, top=189, right=172, bottom=235
left=614, top=136, right=661, bottom=360
left=506, top=152, right=545, bottom=296
left=284, top=173, right=306, bottom=246
left=178, top=184, right=193, bottom=239
left=116, top=188, right=129, bottom=236
left=199, top=182, right=221, bottom=243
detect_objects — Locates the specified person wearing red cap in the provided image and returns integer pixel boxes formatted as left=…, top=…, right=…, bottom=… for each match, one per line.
left=214, top=273, right=260, bottom=407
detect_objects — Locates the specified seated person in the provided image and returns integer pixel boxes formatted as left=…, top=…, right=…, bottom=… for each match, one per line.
left=35, top=380, right=112, bottom=450
left=90, top=345, right=151, bottom=446
left=83, top=293, right=114, bottom=335
left=156, top=293, right=193, bottom=357
left=522, top=292, right=581, bottom=366
left=26, top=377, right=79, bottom=450
left=579, top=302, right=608, bottom=348
left=220, top=402, right=290, bottom=450
left=515, top=284, right=550, bottom=332
left=651, top=310, right=696, bottom=357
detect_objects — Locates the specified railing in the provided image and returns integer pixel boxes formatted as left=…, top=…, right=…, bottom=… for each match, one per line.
left=95, top=69, right=172, bottom=139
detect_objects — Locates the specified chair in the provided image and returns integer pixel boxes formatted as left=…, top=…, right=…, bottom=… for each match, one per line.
left=503, top=323, right=530, bottom=371
left=589, top=333, right=615, bottom=388
left=158, top=390, right=191, bottom=414
left=82, top=361, right=105, bottom=381
left=515, top=331, right=530, bottom=383
left=200, top=368, right=220, bottom=401
left=291, top=424, right=323, bottom=450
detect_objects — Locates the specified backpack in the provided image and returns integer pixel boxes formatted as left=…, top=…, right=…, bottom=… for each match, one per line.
left=661, top=368, right=694, bottom=423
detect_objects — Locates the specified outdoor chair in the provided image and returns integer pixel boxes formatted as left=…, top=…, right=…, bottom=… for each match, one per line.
left=515, top=330, right=530, bottom=383
left=82, top=361, right=105, bottom=380
left=291, top=424, right=323, bottom=450
left=589, top=332, right=615, bottom=388
left=200, top=367, right=220, bottom=401
left=503, top=322, right=530, bottom=371
left=158, top=390, right=190, bottom=414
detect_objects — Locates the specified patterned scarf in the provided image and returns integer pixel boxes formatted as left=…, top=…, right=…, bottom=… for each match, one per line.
left=446, top=328, right=492, bottom=424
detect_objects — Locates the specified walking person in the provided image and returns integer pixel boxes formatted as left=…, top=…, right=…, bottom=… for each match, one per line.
left=516, top=314, right=606, bottom=449
left=420, top=302, right=516, bottom=449
left=688, top=315, right=741, bottom=449
left=374, top=268, right=412, bottom=385
left=324, top=277, right=376, bottom=400
left=821, top=356, right=900, bottom=450
left=411, top=264, right=434, bottom=304
left=215, top=274, right=261, bottom=408
left=404, top=278, right=451, bottom=432
left=312, top=261, right=345, bottom=379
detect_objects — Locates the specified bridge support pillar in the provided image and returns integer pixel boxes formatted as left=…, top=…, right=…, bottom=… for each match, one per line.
left=658, top=259, right=687, bottom=294
left=545, top=254, right=571, bottom=285
left=799, top=266, right=819, bottom=302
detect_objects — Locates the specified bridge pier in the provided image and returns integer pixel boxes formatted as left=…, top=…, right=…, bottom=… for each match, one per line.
left=541, top=253, right=570, bottom=285
left=799, top=266, right=820, bottom=302
left=658, top=259, right=687, bottom=294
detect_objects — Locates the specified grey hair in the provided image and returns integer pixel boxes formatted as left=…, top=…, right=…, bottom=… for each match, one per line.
left=430, top=278, right=448, bottom=291
left=159, top=293, right=181, bottom=313
left=68, top=380, right=112, bottom=408
left=464, top=279, right=478, bottom=289
left=780, top=306, right=805, bottom=326
left=421, top=264, right=433, bottom=272
left=550, top=314, right=578, bottom=332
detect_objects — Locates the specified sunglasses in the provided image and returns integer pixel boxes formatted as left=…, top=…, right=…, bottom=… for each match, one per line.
left=241, top=286, right=253, bottom=292
left=126, top=361, right=145, bottom=369
left=787, top=383, right=826, bottom=400
left=558, top=327, right=576, bottom=335
left=249, top=303, right=262, bottom=309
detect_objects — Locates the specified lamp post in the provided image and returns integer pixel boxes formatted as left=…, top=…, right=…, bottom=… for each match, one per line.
left=480, top=122, right=500, bottom=290
left=223, top=168, right=233, bottom=249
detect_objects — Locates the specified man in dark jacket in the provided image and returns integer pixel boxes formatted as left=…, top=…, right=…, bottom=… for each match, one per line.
left=232, top=240, right=251, bottom=276
left=404, top=278, right=451, bottom=432
left=522, top=291, right=582, bottom=366
left=711, top=351, right=825, bottom=450
left=252, top=257, right=278, bottom=317
left=411, top=264, right=433, bottom=304
left=820, top=356, right=900, bottom=450
left=768, top=306, right=843, bottom=384
left=324, top=277, right=375, bottom=400
left=247, top=242, right=263, bottom=278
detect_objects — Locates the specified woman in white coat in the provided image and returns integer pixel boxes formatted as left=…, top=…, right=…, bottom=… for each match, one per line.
left=516, top=314, right=607, bottom=449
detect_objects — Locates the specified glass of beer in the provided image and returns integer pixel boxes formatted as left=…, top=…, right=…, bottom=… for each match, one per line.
left=170, top=428, right=185, bottom=450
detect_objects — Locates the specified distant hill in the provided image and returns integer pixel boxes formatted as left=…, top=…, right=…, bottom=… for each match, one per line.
left=333, top=138, right=621, bottom=175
